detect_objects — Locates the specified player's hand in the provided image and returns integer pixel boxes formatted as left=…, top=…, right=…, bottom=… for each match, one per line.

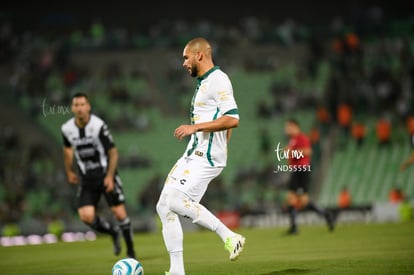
left=67, top=171, right=79, bottom=185
left=104, top=175, right=115, bottom=192
left=174, top=124, right=197, bottom=140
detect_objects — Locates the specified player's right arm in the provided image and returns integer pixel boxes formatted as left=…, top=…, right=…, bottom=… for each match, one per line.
left=63, top=146, right=78, bottom=184
left=62, top=132, right=79, bottom=185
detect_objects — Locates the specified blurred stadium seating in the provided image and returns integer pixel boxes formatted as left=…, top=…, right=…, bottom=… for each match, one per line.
left=319, top=127, right=414, bottom=207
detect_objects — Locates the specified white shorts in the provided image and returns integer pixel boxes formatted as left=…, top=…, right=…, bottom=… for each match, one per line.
left=161, top=156, right=223, bottom=202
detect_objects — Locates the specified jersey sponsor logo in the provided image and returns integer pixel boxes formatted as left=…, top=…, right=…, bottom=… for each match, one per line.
left=195, top=151, right=204, bottom=157
left=195, top=102, right=206, bottom=107
left=199, top=83, right=207, bottom=93
left=84, top=160, right=101, bottom=171
left=218, top=91, right=230, bottom=101
left=72, top=136, right=94, bottom=146
left=192, top=115, right=200, bottom=123
left=87, top=126, right=95, bottom=135
left=78, top=147, right=96, bottom=158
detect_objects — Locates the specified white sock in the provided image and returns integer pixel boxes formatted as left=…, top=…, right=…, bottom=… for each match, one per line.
left=157, top=193, right=185, bottom=275
left=170, top=251, right=185, bottom=275
left=161, top=214, right=183, bottom=252
left=192, top=203, right=234, bottom=242
left=215, top=222, right=235, bottom=243
left=168, top=189, right=235, bottom=242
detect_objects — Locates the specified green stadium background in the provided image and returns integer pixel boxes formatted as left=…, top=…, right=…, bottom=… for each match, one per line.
left=0, top=0, right=413, bottom=236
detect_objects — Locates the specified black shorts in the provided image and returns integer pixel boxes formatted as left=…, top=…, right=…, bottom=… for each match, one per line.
left=288, top=171, right=310, bottom=195
left=77, top=175, right=125, bottom=208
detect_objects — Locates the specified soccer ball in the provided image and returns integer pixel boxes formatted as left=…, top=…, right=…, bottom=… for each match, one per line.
left=112, top=258, right=144, bottom=275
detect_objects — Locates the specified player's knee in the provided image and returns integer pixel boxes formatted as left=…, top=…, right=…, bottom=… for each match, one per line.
left=166, top=196, right=181, bottom=214
left=167, top=194, right=192, bottom=217
left=155, top=200, right=163, bottom=216
left=79, top=212, right=95, bottom=224
left=158, top=190, right=191, bottom=217
left=78, top=206, right=95, bottom=223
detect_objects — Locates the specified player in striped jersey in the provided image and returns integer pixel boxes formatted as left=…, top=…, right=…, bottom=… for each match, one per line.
left=156, top=37, right=245, bottom=275
left=61, top=92, right=136, bottom=258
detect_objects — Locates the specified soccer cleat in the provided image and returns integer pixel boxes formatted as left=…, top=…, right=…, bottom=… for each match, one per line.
left=111, top=229, right=122, bottom=256
left=286, top=226, right=298, bottom=235
left=127, top=249, right=136, bottom=259
left=224, top=234, right=245, bottom=261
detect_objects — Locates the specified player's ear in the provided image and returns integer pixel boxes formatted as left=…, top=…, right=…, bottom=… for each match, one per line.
left=196, top=51, right=202, bottom=61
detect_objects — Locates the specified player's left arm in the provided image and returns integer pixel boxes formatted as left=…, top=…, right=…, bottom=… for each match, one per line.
left=298, top=134, right=312, bottom=157
left=174, top=115, right=238, bottom=140
left=175, top=81, right=239, bottom=140
left=104, top=147, right=119, bottom=192
left=99, top=123, right=118, bottom=192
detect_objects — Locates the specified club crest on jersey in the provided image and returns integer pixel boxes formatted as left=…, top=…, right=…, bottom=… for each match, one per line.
left=199, top=84, right=207, bottom=93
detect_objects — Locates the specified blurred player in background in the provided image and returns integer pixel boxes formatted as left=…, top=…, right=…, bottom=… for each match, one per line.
left=156, top=37, right=245, bottom=275
left=400, top=116, right=414, bottom=171
left=61, top=92, right=136, bottom=258
left=284, top=118, right=335, bottom=235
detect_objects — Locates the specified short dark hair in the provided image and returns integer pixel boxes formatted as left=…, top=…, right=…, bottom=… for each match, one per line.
left=72, top=92, right=89, bottom=102
left=286, top=117, right=300, bottom=127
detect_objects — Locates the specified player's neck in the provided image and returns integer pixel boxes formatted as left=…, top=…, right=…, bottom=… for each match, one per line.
left=198, top=62, right=215, bottom=77
left=75, top=114, right=90, bottom=128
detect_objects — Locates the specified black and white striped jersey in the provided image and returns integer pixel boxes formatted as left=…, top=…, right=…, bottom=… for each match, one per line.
left=62, top=114, right=116, bottom=179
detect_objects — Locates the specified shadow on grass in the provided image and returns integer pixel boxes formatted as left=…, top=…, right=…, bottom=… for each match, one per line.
left=260, top=268, right=317, bottom=275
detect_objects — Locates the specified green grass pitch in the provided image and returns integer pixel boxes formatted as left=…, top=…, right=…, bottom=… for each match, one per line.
left=0, top=222, right=413, bottom=275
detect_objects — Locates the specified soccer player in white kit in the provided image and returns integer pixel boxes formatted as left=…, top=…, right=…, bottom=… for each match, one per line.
left=156, top=37, right=245, bottom=275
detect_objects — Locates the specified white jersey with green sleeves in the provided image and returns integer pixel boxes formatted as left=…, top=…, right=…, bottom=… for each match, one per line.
left=184, top=66, right=239, bottom=167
